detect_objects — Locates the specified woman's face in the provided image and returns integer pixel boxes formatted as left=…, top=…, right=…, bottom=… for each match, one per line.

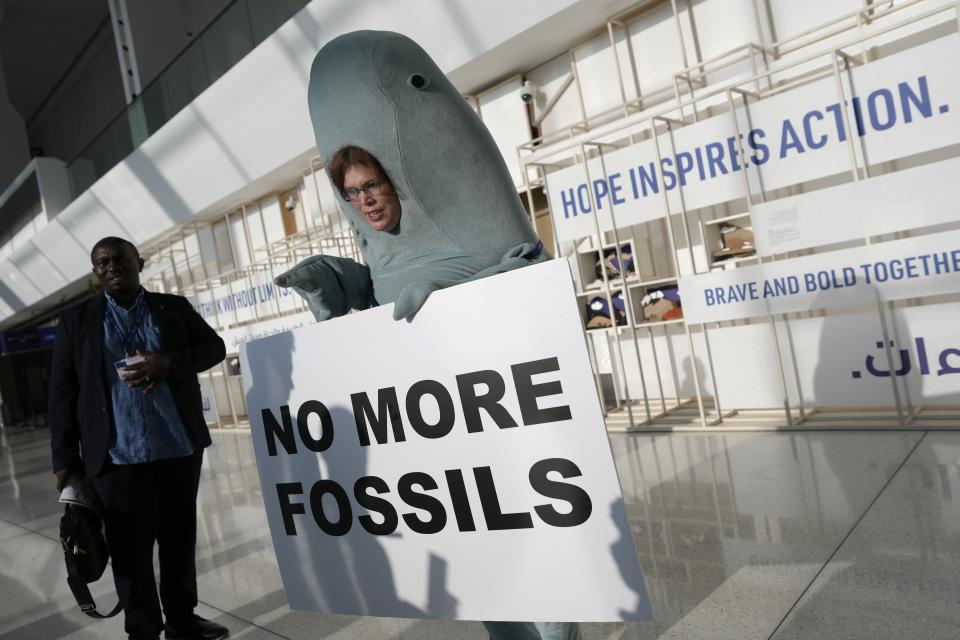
left=343, top=164, right=402, bottom=233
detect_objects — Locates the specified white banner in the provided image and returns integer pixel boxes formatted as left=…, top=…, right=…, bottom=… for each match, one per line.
left=678, top=229, right=960, bottom=323
left=599, top=299, right=960, bottom=411
left=544, top=35, right=960, bottom=242
left=751, top=157, right=960, bottom=256
left=239, top=260, right=650, bottom=621
left=780, top=300, right=960, bottom=407
left=189, top=264, right=302, bottom=328
left=707, top=301, right=960, bottom=408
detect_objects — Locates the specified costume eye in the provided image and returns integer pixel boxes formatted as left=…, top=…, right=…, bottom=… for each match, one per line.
left=407, top=73, right=430, bottom=90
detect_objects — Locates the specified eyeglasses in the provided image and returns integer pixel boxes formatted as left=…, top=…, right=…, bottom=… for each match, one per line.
left=343, top=180, right=386, bottom=202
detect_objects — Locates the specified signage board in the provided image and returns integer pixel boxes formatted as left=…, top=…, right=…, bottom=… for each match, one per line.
left=678, top=229, right=960, bottom=323
left=544, top=35, right=960, bottom=243
left=240, top=260, right=650, bottom=621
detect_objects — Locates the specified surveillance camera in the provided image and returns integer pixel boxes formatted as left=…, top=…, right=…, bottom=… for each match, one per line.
left=284, top=196, right=296, bottom=211
left=520, top=80, right=538, bottom=104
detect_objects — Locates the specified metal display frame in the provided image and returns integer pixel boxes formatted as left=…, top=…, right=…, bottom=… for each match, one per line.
left=519, top=0, right=960, bottom=430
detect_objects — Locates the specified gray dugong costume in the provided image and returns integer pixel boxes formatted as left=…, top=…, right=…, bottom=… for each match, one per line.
left=275, top=30, right=548, bottom=321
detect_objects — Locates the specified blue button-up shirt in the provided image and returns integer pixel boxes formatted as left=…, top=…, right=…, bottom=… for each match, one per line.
left=102, top=290, right=195, bottom=464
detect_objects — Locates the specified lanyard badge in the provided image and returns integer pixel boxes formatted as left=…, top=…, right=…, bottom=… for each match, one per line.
left=106, top=301, right=147, bottom=358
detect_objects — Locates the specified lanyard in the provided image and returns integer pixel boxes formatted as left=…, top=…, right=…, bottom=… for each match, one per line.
left=106, top=299, right=148, bottom=357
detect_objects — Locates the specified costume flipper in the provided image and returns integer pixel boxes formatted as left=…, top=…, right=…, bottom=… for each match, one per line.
left=391, top=241, right=547, bottom=320
left=274, top=255, right=371, bottom=321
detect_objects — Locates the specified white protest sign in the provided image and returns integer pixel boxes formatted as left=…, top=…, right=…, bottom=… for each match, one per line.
left=544, top=35, right=960, bottom=243
left=239, top=260, right=650, bottom=621
left=678, top=229, right=960, bottom=323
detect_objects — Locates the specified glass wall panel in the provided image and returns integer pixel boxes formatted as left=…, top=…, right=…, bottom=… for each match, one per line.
left=0, top=175, right=41, bottom=240
left=67, top=160, right=97, bottom=198
left=65, top=0, right=308, bottom=199
left=163, top=42, right=210, bottom=116
left=90, top=116, right=125, bottom=178
left=202, top=1, right=254, bottom=84
left=247, top=0, right=307, bottom=44
left=136, top=79, right=169, bottom=141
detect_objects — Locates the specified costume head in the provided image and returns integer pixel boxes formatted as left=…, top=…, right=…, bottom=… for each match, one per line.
left=302, top=30, right=545, bottom=311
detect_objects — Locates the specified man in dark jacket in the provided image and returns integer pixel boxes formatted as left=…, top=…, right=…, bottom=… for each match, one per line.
left=49, top=236, right=228, bottom=640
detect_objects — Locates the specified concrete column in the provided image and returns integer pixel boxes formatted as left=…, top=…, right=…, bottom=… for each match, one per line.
left=107, top=0, right=142, bottom=103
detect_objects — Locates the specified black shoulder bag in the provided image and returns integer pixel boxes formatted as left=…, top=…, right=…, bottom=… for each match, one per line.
left=59, top=503, right=122, bottom=617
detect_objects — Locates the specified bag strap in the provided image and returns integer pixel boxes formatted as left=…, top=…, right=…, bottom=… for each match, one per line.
left=64, top=548, right=122, bottom=618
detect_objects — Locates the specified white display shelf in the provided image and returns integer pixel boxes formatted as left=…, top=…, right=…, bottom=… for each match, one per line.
left=702, top=211, right=756, bottom=268
left=576, top=288, right=629, bottom=331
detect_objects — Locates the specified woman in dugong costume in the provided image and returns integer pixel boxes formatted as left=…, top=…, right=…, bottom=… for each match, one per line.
left=274, top=29, right=548, bottom=321
left=274, top=31, right=582, bottom=640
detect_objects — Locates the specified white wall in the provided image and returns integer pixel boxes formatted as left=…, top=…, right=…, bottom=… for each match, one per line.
left=528, top=53, right=578, bottom=138
left=631, top=2, right=692, bottom=105
left=476, top=77, right=531, bottom=188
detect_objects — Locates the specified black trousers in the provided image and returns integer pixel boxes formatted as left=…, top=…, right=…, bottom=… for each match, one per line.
left=92, top=450, right=204, bottom=637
